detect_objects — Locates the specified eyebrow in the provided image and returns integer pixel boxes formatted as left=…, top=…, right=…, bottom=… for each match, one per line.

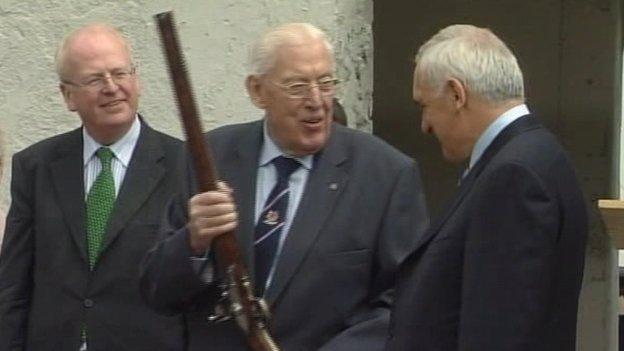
left=281, top=73, right=334, bottom=82
left=81, top=66, right=132, bottom=76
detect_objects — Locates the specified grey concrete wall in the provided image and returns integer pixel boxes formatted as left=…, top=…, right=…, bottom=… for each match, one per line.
left=0, top=0, right=374, bottom=236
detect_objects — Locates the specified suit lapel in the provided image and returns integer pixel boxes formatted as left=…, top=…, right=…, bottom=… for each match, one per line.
left=224, top=122, right=263, bottom=270
left=50, top=128, right=88, bottom=264
left=99, top=122, right=165, bottom=256
left=410, top=115, right=542, bottom=254
left=265, top=126, right=348, bottom=304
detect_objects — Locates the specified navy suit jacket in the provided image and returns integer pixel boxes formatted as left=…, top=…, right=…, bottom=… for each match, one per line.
left=385, top=115, right=588, bottom=351
left=0, top=120, right=185, bottom=351
left=141, top=121, right=429, bottom=351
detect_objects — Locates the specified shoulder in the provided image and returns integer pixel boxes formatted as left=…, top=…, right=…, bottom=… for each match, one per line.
left=204, top=120, right=261, bottom=149
left=13, top=128, right=80, bottom=164
left=476, top=122, right=580, bottom=202
left=330, top=123, right=415, bottom=169
left=142, top=125, right=182, bottom=150
left=206, top=120, right=260, bottom=139
left=492, top=123, right=571, bottom=177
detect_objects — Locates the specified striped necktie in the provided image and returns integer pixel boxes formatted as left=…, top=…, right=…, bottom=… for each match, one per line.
left=254, top=156, right=301, bottom=295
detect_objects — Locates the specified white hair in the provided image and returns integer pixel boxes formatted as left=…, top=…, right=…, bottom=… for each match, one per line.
left=55, top=24, right=133, bottom=80
left=415, top=24, right=524, bottom=103
left=248, top=22, right=334, bottom=75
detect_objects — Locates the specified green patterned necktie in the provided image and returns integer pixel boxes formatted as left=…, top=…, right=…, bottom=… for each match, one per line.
left=86, top=147, right=116, bottom=270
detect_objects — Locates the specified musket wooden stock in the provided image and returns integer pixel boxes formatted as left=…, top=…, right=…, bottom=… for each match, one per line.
left=154, top=11, right=280, bottom=351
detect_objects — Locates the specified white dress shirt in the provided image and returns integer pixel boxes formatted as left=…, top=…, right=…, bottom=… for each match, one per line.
left=191, top=121, right=313, bottom=290
left=79, top=115, right=140, bottom=351
left=82, top=116, right=141, bottom=198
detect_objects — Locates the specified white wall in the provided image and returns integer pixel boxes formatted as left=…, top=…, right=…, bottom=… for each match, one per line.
left=0, top=0, right=374, bottom=238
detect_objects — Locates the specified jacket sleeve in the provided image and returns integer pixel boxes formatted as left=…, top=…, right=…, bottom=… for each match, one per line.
left=0, top=154, right=34, bottom=351
left=139, top=149, right=222, bottom=316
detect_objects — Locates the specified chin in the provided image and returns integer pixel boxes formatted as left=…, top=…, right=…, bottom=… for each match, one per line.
left=441, top=148, right=461, bottom=163
left=292, top=141, right=324, bottom=156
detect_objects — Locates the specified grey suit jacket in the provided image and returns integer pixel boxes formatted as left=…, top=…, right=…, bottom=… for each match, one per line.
left=0, top=119, right=185, bottom=351
left=385, top=115, right=588, bottom=351
left=141, top=121, right=429, bottom=351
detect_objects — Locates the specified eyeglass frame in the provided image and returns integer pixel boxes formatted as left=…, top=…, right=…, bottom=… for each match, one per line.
left=269, top=77, right=340, bottom=99
left=61, top=65, right=137, bottom=91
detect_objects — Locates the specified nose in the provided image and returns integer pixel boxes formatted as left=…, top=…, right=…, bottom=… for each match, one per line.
left=101, top=76, right=120, bottom=92
left=304, top=85, right=324, bottom=108
left=420, top=116, right=431, bottom=134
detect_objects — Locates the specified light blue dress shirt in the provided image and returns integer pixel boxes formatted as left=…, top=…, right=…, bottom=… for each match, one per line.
left=468, top=104, right=530, bottom=170
left=191, top=121, right=313, bottom=290
left=255, top=122, right=313, bottom=290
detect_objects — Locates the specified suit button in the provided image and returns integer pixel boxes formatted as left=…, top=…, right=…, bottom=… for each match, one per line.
left=83, top=299, right=94, bottom=308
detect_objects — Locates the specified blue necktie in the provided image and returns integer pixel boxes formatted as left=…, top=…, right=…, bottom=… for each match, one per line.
left=254, top=156, right=301, bottom=295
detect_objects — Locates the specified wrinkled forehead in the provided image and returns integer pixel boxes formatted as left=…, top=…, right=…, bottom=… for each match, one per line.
left=271, top=40, right=334, bottom=76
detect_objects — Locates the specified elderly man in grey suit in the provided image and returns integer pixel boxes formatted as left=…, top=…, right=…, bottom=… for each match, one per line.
left=141, top=22, right=428, bottom=350
left=0, top=24, right=184, bottom=350
left=385, top=25, right=587, bottom=351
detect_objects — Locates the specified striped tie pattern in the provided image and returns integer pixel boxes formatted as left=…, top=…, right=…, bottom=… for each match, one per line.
left=254, top=156, right=300, bottom=295
left=85, top=147, right=116, bottom=270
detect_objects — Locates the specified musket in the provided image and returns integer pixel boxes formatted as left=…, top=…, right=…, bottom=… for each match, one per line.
left=154, top=11, right=280, bottom=351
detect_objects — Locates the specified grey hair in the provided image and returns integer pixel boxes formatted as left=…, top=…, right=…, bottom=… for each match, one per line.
left=55, top=24, right=133, bottom=80
left=248, top=22, right=334, bottom=76
left=415, top=24, right=524, bottom=103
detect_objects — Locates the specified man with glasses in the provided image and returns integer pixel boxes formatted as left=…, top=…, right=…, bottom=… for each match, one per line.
left=0, top=24, right=184, bottom=350
left=141, top=22, right=428, bottom=350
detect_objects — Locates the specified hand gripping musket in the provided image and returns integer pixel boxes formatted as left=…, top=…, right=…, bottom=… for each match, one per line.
left=155, top=11, right=280, bottom=351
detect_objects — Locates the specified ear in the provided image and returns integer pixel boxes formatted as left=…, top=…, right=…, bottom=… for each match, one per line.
left=447, top=78, right=467, bottom=109
left=59, top=83, right=77, bottom=112
left=245, top=75, right=266, bottom=109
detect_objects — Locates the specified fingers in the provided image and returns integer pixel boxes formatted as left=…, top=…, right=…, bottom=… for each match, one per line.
left=187, top=181, right=238, bottom=255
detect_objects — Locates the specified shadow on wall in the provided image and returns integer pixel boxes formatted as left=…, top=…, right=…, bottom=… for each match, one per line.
left=0, top=130, right=5, bottom=247
left=333, top=98, right=347, bottom=126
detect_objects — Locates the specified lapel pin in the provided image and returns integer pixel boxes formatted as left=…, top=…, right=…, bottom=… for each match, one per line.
left=263, top=210, right=280, bottom=225
left=329, top=183, right=338, bottom=190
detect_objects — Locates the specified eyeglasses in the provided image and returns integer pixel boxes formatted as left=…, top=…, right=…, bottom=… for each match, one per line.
left=271, top=78, right=340, bottom=99
left=62, top=66, right=136, bottom=91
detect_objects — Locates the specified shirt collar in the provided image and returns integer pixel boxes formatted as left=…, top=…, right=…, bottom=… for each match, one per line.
left=83, top=115, right=141, bottom=167
left=258, top=120, right=313, bottom=170
left=469, top=104, right=529, bottom=168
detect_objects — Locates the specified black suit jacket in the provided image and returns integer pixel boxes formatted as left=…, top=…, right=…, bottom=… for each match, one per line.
left=385, top=115, right=588, bottom=351
left=0, top=120, right=185, bottom=351
left=141, top=121, right=429, bottom=351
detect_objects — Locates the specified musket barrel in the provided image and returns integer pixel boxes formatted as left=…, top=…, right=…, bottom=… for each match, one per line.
left=154, top=11, right=281, bottom=351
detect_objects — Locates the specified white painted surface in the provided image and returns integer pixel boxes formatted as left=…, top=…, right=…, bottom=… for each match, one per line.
left=0, top=1, right=374, bottom=243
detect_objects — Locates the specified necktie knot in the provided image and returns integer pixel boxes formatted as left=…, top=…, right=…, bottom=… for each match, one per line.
left=273, top=156, right=300, bottom=182
left=96, top=147, right=114, bottom=169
